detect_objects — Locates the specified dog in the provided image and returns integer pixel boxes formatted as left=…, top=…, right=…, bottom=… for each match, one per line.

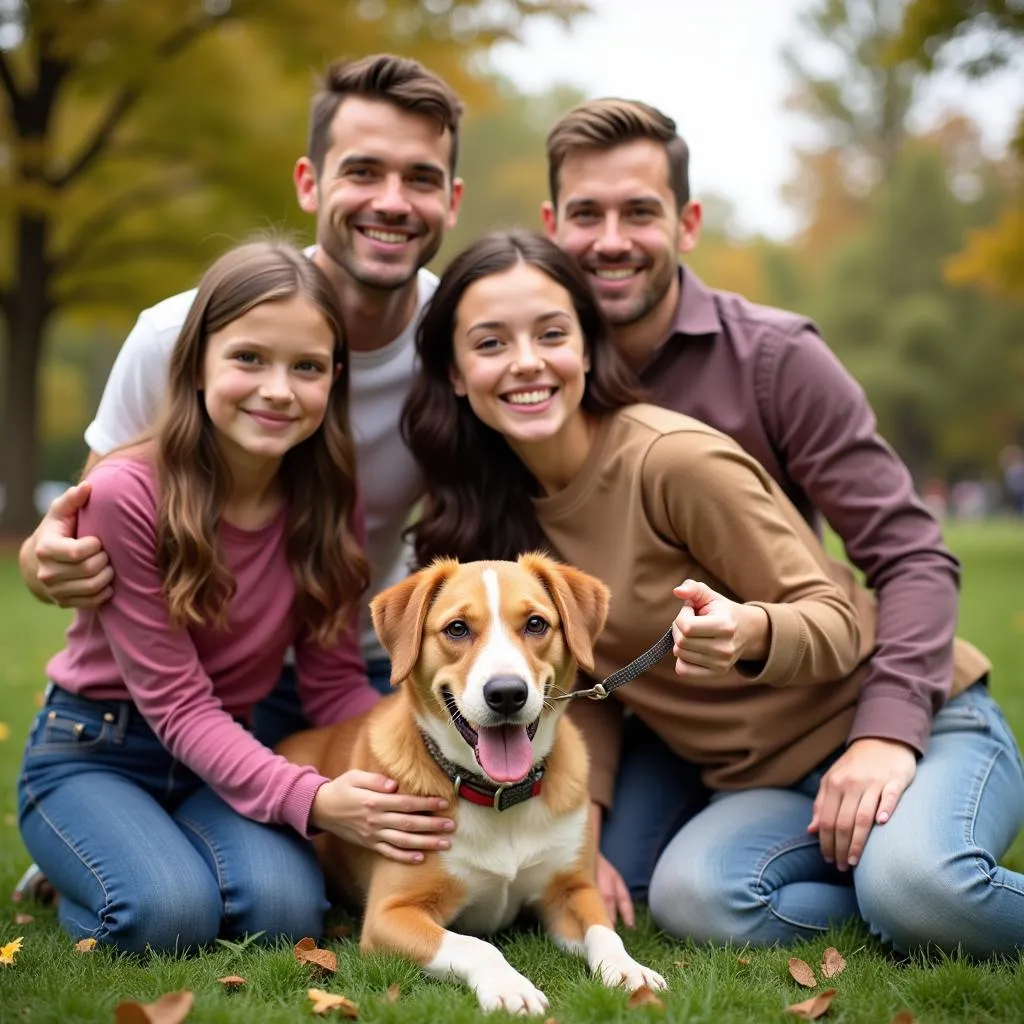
left=277, top=553, right=666, bottom=1014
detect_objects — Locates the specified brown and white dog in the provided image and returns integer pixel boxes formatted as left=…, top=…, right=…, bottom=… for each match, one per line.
left=277, top=553, right=666, bottom=1014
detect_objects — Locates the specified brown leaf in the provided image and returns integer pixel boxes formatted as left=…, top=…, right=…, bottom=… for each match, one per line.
left=542, top=1019, right=560, bottom=1024
left=294, top=936, right=338, bottom=974
left=821, top=946, right=846, bottom=979
left=307, top=988, right=359, bottom=1017
left=74, top=937, right=97, bottom=953
left=626, top=985, right=665, bottom=1010
left=891, top=1014, right=918, bottom=1024
left=787, top=957, right=817, bottom=988
left=217, top=975, right=246, bottom=990
left=14, top=914, right=34, bottom=925
left=785, top=988, right=837, bottom=1020
left=385, top=984, right=400, bottom=1004
left=736, top=956, right=750, bottom=965
left=114, top=990, right=194, bottom=1024
left=324, top=923, right=353, bottom=939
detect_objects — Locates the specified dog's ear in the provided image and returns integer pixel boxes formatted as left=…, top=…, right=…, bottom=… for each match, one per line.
left=518, top=552, right=609, bottom=674
left=370, top=558, right=460, bottom=686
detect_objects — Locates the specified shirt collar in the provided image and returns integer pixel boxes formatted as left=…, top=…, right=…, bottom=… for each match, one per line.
left=664, top=264, right=722, bottom=343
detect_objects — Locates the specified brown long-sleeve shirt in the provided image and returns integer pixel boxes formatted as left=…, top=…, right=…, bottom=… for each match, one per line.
left=537, top=406, right=988, bottom=807
left=637, top=267, right=970, bottom=755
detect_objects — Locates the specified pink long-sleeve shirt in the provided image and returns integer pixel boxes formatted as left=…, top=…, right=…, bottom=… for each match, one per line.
left=46, top=457, right=381, bottom=836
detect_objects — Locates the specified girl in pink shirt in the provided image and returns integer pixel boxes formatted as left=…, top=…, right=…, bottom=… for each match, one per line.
left=17, top=241, right=453, bottom=953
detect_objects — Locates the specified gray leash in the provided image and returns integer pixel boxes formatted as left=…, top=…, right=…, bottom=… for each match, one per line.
left=551, top=627, right=674, bottom=702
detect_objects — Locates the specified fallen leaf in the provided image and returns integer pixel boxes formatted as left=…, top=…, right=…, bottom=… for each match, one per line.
left=891, top=1014, right=917, bottom=1024
left=74, top=937, right=98, bottom=953
left=294, top=937, right=338, bottom=973
left=0, top=722, right=9, bottom=741
left=787, top=957, right=817, bottom=988
left=821, top=946, right=846, bottom=978
left=543, top=1018, right=560, bottom=1024
left=385, top=984, right=400, bottom=1004
left=324, top=923, right=353, bottom=939
left=736, top=956, right=750, bottom=965
left=114, top=990, right=194, bottom=1024
left=217, top=975, right=246, bottom=989
left=785, top=988, right=837, bottom=1020
left=308, top=988, right=359, bottom=1017
left=0, top=937, right=23, bottom=965
left=626, top=985, right=665, bottom=1010
left=14, top=914, right=34, bottom=925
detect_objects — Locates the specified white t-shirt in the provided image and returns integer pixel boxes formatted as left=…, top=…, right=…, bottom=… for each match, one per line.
left=85, top=259, right=435, bottom=662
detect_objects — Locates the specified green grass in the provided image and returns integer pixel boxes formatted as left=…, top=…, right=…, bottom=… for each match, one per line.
left=3, top=523, right=1024, bottom=1022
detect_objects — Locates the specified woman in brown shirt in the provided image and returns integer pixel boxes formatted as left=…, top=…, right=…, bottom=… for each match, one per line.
left=402, top=229, right=1023, bottom=957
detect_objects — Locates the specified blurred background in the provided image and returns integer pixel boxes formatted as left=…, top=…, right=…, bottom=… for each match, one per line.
left=0, top=0, right=1022, bottom=533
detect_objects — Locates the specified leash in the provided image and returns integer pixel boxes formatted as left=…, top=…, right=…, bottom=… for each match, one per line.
left=550, top=627, right=674, bottom=703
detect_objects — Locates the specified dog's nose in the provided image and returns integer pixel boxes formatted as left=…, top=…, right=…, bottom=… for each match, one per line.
left=483, top=675, right=529, bottom=716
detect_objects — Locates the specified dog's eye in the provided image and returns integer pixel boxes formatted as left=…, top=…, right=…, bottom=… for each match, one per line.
left=524, top=615, right=549, bottom=636
left=443, top=620, right=470, bottom=640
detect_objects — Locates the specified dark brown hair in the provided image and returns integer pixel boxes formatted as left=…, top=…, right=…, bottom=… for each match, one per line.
left=308, top=54, right=463, bottom=175
left=546, top=98, right=690, bottom=208
left=150, top=240, right=367, bottom=645
left=402, top=230, right=642, bottom=565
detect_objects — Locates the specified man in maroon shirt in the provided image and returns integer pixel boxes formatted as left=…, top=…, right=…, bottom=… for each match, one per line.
left=541, top=98, right=970, bottom=925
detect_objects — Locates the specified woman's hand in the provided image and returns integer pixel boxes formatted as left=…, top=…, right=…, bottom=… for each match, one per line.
left=310, top=769, right=455, bottom=863
left=671, top=579, right=769, bottom=681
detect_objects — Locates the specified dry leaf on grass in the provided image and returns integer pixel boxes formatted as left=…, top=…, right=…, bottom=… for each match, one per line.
left=785, top=988, right=837, bottom=1020
left=114, top=990, right=194, bottom=1024
left=385, top=984, right=400, bottom=1004
left=14, top=914, right=34, bottom=925
left=787, top=957, right=817, bottom=988
left=294, top=936, right=338, bottom=973
left=891, top=1013, right=918, bottom=1024
left=736, top=956, right=751, bottom=965
left=217, top=976, right=246, bottom=990
left=542, top=1018, right=560, bottom=1024
left=0, top=937, right=23, bottom=965
left=821, top=947, right=846, bottom=979
left=74, top=937, right=97, bottom=953
left=626, top=985, right=665, bottom=1010
left=324, top=923, right=353, bottom=939
left=308, top=988, right=359, bottom=1017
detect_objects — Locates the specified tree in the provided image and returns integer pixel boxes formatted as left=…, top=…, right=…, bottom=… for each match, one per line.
left=0, top=0, right=585, bottom=532
left=893, top=0, right=1024, bottom=299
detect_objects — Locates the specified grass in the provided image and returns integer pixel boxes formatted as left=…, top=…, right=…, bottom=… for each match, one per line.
left=2, top=522, right=1024, bottom=1022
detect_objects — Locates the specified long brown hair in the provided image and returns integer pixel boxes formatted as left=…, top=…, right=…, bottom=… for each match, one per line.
left=402, top=230, right=642, bottom=565
left=154, top=240, right=368, bottom=645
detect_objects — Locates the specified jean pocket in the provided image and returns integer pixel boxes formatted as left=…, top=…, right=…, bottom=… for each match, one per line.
left=27, top=705, right=117, bottom=757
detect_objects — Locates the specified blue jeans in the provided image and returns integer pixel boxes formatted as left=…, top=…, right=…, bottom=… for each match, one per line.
left=251, top=657, right=392, bottom=750
left=647, top=682, right=1024, bottom=957
left=18, top=686, right=328, bottom=954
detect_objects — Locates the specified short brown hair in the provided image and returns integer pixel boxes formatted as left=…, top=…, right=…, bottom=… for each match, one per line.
left=546, top=98, right=690, bottom=209
left=308, top=54, right=463, bottom=176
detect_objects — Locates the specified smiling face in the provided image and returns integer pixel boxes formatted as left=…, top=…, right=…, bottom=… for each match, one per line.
left=295, top=96, right=463, bottom=293
left=200, top=294, right=338, bottom=472
left=543, top=139, right=699, bottom=329
left=449, top=262, right=591, bottom=460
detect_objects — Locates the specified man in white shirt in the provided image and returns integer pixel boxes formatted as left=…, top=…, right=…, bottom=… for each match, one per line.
left=19, top=54, right=464, bottom=708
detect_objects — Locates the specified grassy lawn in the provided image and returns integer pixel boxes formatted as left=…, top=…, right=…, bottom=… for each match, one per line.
left=2, top=523, right=1024, bottom=1022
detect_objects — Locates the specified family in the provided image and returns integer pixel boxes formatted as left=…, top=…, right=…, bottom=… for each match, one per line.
left=14, top=54, right=1024, bottom=963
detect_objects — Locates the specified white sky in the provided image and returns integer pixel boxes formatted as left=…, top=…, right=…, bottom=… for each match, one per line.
left=488, top=0, right=1022, bottom=240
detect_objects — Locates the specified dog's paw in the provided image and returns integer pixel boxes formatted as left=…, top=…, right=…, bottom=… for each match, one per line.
left=474, top=969, right=549, bottom=1015
left=609, top=957, right=667, bottom=993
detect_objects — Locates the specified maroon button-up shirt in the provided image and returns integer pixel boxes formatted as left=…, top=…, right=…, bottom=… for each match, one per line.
left=638, top=266, right=963, bottom=753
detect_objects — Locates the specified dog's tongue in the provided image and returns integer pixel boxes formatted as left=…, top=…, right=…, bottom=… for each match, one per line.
left=475, top=725, right=534, bottom=783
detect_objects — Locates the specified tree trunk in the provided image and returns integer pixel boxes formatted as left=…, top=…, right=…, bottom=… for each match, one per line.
left=0, top=213, right=50, bottom=535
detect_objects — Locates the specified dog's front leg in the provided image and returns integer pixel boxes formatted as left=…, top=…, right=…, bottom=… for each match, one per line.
left=540, top=867, right=667, bottom=993
left=362, top=873, right=549, bottom=1015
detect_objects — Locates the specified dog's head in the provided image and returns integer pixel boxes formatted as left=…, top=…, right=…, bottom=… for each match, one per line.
left=370, top=553, right=609, bottom=785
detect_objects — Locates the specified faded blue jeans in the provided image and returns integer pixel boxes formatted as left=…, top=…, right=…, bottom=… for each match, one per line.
left=646, top=682, right=1024, bottom=957
left=18, top=685, right=328, bottom=954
